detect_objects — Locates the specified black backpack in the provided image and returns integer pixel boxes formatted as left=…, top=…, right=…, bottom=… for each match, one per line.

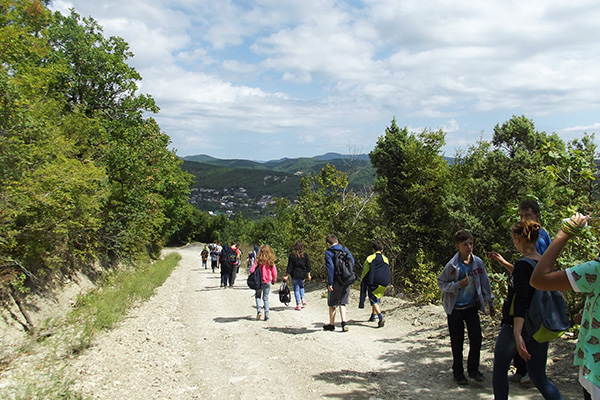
left=279, top=281, right=291, bottom=306
left=331, top=248, right=358, bottom=286
left=247, top=265, right=262, bottom=290
left=228, top=251, right=238, bottom=264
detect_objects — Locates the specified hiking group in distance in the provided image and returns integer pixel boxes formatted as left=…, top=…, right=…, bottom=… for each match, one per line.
left=200, top=200, right=599, bottom=399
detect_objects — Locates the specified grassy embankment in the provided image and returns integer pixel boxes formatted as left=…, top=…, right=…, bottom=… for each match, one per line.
left=3, top=252, right=181, bottom=400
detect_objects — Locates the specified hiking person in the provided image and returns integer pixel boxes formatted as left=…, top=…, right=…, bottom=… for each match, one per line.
left=438, top=230, right=494, bottom=385
left=201, top=246, right=209, bottom=270
left=489, top=199, right=552, bottom=384
left=530, top=212, right=595, bottom=400
left=323, top=235, right=355, bottom=332
left=283, top=240, right=312, bottom=311
left=219, top=244, right=234, bottom=288
left=249, top=245, right=278, bottom=321
left=210, top=241, right=219, bottom=273
left=246, top=245, right=259, bottom=273
left=359, top=240, right=390, bottom=328
left=492, top=220, right=562, bottom=399
left=228, top=241, right=240, bottom=287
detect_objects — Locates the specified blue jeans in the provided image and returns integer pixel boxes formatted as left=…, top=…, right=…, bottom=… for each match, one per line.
left=220, top=273, right=229, bottom=287
left=492, top=324, right=562, bottom=399
left=292, top=278, right=305, bottom=305
left=255, top=283, right=271, bottom=318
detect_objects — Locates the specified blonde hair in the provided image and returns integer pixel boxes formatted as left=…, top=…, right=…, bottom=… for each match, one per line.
left=257, top=245, right=276, bottom=267
left=511, top=219, right=541, bottom=244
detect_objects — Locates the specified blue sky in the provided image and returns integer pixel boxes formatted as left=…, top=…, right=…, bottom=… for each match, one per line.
left=50, top=0, right=600, bottom=161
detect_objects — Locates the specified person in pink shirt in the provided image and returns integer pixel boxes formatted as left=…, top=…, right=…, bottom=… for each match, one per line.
left=249, top=245, right=278, bottom=321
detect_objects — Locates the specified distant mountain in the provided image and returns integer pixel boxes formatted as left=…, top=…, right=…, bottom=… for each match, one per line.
left=180, top=153, right=376, bottom=217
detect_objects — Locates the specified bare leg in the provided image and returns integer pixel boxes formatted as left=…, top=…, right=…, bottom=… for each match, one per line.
left=329, top=306, right=337, bottom=325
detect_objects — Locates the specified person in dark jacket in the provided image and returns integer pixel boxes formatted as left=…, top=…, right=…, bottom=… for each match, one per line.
left=283, top=241, right=312, bottom=310
left=323, top=235, right=354, bottom=332
left=219, top=244, right=233, bottom=288
left=359, top=241, right=390, bottom=327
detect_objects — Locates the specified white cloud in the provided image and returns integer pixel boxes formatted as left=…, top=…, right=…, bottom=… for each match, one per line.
left=49, top=0, right=600, bottom=159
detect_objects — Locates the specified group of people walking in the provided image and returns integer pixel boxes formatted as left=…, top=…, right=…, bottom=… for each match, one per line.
left=438, top=199, right=598, bottom=399
left=201, top=199, right=599, bottom=399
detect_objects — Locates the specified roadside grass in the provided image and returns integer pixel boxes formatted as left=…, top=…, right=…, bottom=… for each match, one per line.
left=1, top=252, right=181, bottom=400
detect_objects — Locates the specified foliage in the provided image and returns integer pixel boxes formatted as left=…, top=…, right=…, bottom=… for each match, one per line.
left=0, top=1, right=191, bottom=325
left=369, top=118, right=451, bottom=288
left=0, top=252, right=180, bottom=399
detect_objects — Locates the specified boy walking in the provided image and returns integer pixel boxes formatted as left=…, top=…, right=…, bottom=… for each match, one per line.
left=359, top=241, right=390, bottom=327
left=437, top=230, right=494, bottom=385
left=323, top=235, right=355, bottom=332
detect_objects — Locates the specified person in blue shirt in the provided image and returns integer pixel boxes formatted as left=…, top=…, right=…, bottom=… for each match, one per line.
left=438, top=230, right=495, bottom=385
left=323, top=235, right=354, bottom=332
left=489, top=199, right=552, bottom=384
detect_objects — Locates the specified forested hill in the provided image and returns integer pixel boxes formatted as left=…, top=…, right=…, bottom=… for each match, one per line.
left=181, top=153, right=378, bottom=197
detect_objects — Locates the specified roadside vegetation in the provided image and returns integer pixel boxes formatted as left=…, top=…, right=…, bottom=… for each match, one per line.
left=1, top=253, right=180, bottom=399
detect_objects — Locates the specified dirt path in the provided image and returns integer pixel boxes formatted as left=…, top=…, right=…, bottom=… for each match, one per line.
left=65, top=244, right=579, bottom=399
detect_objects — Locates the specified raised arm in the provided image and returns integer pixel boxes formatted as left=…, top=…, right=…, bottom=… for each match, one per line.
left=530, top=213, right=589, bottom=291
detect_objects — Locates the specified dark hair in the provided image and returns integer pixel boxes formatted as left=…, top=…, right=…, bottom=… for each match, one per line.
left=454, top=230, right=473, bottom=244
left=372, top=240, right=384, bottom=252
left=293, top=240, right=305, bottom=258
left=519, top=199, right=540, bottom=215
left=326, top=235, right=338, bottom=246
left=511, top=219, right=540, bottom=244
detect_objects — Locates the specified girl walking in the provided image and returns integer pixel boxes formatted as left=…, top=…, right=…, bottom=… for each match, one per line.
left=249, top=245, right=277, bottom=321
left=492, top=219, right=562, bottom=399
left=283, top=241, right=312, bottom=310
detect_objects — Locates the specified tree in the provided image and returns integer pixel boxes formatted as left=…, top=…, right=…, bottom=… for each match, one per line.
left=369, top=118, right=451, bottom=288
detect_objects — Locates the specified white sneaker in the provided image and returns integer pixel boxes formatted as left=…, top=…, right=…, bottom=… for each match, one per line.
left=520, top=373, right=531, bottom=384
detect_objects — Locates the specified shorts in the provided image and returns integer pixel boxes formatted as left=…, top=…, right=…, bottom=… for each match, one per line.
left=328, top=281, right=350, bottom=307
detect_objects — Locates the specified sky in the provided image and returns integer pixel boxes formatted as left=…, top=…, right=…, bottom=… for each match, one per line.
left=49, top=0, right=600, bottom=161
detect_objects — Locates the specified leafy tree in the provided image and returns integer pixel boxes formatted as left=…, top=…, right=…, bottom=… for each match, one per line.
left=369, top=118, right=451, bottom=289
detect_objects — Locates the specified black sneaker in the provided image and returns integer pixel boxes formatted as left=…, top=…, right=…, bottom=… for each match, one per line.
left=323, top=324, right=335, bottom=331
left=368, top=314, right=377, bottom=322
left=341, top=322, right=349, bottom=332
left=468, top=371, right=485, bottom=382
left=377, top=318, right=385, bottom=328
left=454, top=375, right=469, bottom=385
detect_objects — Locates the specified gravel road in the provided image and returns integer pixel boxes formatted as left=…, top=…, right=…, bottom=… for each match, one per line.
left=2, top=243, right=581, bottom=399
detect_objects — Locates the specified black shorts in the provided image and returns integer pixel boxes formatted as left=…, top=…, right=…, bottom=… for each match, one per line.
left=328, top=281, right=350, bottom=307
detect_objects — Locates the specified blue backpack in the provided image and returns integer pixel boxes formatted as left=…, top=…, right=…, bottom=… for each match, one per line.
left=521, top=258, right=570, bottom=342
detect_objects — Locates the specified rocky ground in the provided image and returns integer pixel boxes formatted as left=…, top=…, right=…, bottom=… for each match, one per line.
left=0, top=243, right=582, bottom=399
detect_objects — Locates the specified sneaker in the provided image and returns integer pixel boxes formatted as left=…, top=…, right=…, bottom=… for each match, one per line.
left=520, top=373, right=531, bottom=384
left=301, top=299, right=307, bottom=306
left=368, top=314, right=377, bottom=322
left=295, top=305, right=302, bottom=310
left=341, top=322, right=349, bottom=332
left=264, top=316, right=269, bottom=321
left=256, top=313, right=262, bottom=320
left=454, top=375, right=469, bottom=385
left=468, top=371, right=485, bottom=382
left=378, top=318, right=385, bottom=328
left=507, top=373, right=523, bottom=382
left=323, top=324, right=335, bottom=331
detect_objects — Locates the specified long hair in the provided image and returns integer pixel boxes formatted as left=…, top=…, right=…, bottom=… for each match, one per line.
left=511, top=219, right=540, bottom=245
left=257, top=244, right=276, bottom=267
left=293, top=240, right=305, bottom=258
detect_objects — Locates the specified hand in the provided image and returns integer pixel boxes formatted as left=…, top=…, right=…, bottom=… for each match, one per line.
left=327, top=285, right=333, bottom=292
left=459, top=276, right=469, bottom=287
left=307, top=273, right=312, bottom=281
left=488, top=305, right=495, bottom=319
left=515, top=334, right=531, bottom=361
left=282, top=275, right=288, bottom=281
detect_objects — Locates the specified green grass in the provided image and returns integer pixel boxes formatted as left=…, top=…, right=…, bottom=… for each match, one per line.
left=1, top=252, right=182, bottom=399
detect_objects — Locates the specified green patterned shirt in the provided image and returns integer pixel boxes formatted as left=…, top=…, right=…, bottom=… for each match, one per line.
left=567, top=260, right=600, bottom=387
